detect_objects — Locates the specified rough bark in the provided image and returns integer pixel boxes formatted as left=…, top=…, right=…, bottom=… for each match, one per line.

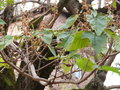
left=2, top=5, right=14, bottom=33
left=65, top=0, right=82, bottom=14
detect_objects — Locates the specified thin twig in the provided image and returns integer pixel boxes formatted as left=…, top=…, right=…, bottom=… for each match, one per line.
left=0, top=51, right=49, bottom=85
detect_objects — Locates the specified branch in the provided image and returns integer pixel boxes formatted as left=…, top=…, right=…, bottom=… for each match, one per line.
left=116, top=0, right=120, bottom=4
left=0, top=46, right=49, bottom=86
left=58, top=0, right=70, bottom=13
left=49, top=69, right=96, bottom=85
left=11, top=43, right=49, bottom=85
left=77, top=69, right=96, bottom=84
left=49, top=69, right=80, bottom=80
left=107, top=85, right=120, bottom=89
left=101, top=51, right=120, bottom=66
left=14, top=0, right=45, bottom=6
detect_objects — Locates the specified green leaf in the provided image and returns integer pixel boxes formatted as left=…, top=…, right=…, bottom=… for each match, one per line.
left=99, top=66, right=120, bottom=74
left=57, top=34, right=74, bottom=49
left=76, top=58, right=96, bottom=72
left=92, top=34, right=107, bottom=54
left=0, top=35, right=14, bottom=50
left=32, top=30, right=53, bottom=44
left=6, top=0, right=14, bottom=4
left=0, top=19, right=6, bottom=24
left=87, top=11, right=110, bottom=35
left=0, top=1, right=6, bottom=10
left=59, top=15, right=78, bottom=30
left=0, top=57, right=9, bottom=68
left=92, top=10, right=98, bottom=17
left=48, top=56, right=57, bottom=60
left=48, top=45, right=57, bottom=56
left=41, top=30, right=53, bottom=44
left=101, top=45, right=108, bottom=54
left=62, top=64, right=72, bottom=73
left=32, top=30, right=42, bottom=37
left=57, top=31, right=71, bottom=42
left=112, top=0, right=117, bottom=8
left=83, top=32, right=107, bottom=54
left=113, top=35, right=120, bottom=51
left=104, top=29, right=116, bottom=38
left=61, top=52, right=80, bottom=60
left=62, top=60, right=72, bottom=73
left=3, top=35, right=13, bottom=46
left=66, top=31, right=90, bottom=51
left=68, top=51, right=80, bottom=59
